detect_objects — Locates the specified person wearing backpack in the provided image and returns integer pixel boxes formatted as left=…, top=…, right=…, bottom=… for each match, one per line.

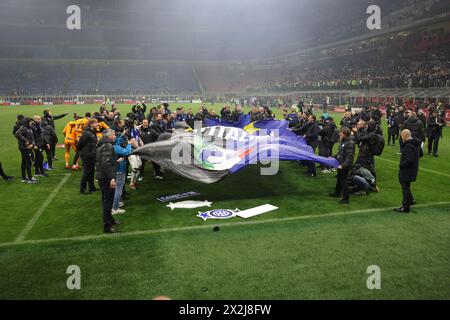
left=348, top=164, right=378, bottom=196
left=318, top=116, right=338, bottom=173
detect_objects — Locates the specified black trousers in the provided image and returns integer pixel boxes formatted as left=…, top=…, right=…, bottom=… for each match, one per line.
left=44, top=146, right=53, bottom=168
left=335, top=169, right=350, bottom=201
left=318, top=144, right=332, bottom=170
left=80, top=157, right=96, bottom=191
left=387, top=131, right=396, bottom=145
left=140, top=159, right=146, bottom=178
left=51, top=143, right=56, bottom=159
left=305, top=146, right=317, bottom=174
left=34, top=148, right=44, bottom=174
left=427, top=133, right=440, bottom=156
left=99, top=179, right=115, bottom=231
left=20, top=149, right=33, bottom=179
left=0, top=162, right=6, bottom=178
left=153, top=161, right=163, bottom=176
left=401, top=181, right=414, bottom=209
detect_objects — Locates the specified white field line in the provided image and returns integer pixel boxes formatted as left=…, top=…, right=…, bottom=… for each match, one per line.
left=14, top=174, right=71, bottom=243
left=2, top=201, right=449, bottom=248
left=377, top=157, right=450, bottom=178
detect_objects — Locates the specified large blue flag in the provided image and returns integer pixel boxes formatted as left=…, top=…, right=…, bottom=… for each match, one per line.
left=133, top=119, right=339, bottom=183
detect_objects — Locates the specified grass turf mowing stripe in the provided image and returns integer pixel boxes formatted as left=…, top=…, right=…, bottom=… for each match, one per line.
left=377, top=157, right=450, bottom=178
left=14, top=173, right=71, bottom=243
left=2, top=201, right=449, bottom=248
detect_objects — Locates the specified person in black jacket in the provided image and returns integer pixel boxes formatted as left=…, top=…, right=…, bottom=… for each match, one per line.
left=395, top=107, right=406, bottom=149
left=394, top=129, right=421, bottom=213
left=14, top=118, right=38, bottom=183
left=340, top=111, right=354, bottom=129
left=41, top=121, right=57, bottom=170
left=403, top=111, right=425, bottom=142
left=232, top=105, right=244, bottom=122
left=43, top=109, right=68, bottom=160
left=301, top=115, right=320, bottom=177
left=12, top=114, right=24, bottom=136
left=318, top=116, right=337, bottom=173
left=417, top=109, right=427, bottom=131
left=95, top=129, right=118, bottom=233
left=353, top=120, right=377, bottom=176
left=185, top=108, right=195, bottom=129
left=329, top=127, right=355, bottom=204
left=369, top=106, right=382, bottom=125
left=426, top=110, right=445, bottom=157
left=139, top=119, right=161, bottom=180
left=42, top=109, right=69, bottom=129
left=76, top=119, right=99, bottom=194
left=387, top=111, right=399, bottom=146
left=132, top=101, right=147, bottom=124
left=31, top=116, right=48, bottom=177
left=220, top=105, right=233, bottom=121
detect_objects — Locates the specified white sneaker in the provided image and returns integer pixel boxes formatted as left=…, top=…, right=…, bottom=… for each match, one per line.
left=111, top=208, right=126, bottom=215
left=321, top=169, right=331, bottom=174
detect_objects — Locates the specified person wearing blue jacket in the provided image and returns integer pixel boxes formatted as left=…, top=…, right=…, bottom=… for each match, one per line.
left=112, top=134, right=132, bottom=215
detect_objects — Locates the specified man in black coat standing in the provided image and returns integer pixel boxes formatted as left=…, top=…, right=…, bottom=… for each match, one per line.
left=426, top=110, right=445, bottom=157
left=353, top=120, right=377, bottom=177
left=76, top=119, right=99, bottom=194
left=394, top=129, right=421, bottom=213
left=42, top=109, right=69, bottom=160
left=330, top=127, right=355, bottom=204
left=95, top=129, right=119, bottom=233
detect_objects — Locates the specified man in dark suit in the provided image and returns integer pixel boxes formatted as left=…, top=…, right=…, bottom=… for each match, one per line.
left=394, top=129, right=421, bottom=213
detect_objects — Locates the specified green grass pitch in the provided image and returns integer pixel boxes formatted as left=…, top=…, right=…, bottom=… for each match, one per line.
left=0, top=103, right=449, bottom=299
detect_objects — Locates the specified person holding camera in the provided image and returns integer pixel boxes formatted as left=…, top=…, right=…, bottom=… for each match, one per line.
left=132, top=101, right=147, bottom=125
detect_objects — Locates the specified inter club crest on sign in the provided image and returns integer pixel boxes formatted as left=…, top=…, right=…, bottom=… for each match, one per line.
left=197, top=209, right=238, bottom=221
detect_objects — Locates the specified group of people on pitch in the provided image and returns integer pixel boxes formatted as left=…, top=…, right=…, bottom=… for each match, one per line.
left=9, top=110, right=68, bottom=184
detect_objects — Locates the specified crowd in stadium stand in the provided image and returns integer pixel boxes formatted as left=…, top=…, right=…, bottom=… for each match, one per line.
left=247, top=30, right=450, bottom=92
